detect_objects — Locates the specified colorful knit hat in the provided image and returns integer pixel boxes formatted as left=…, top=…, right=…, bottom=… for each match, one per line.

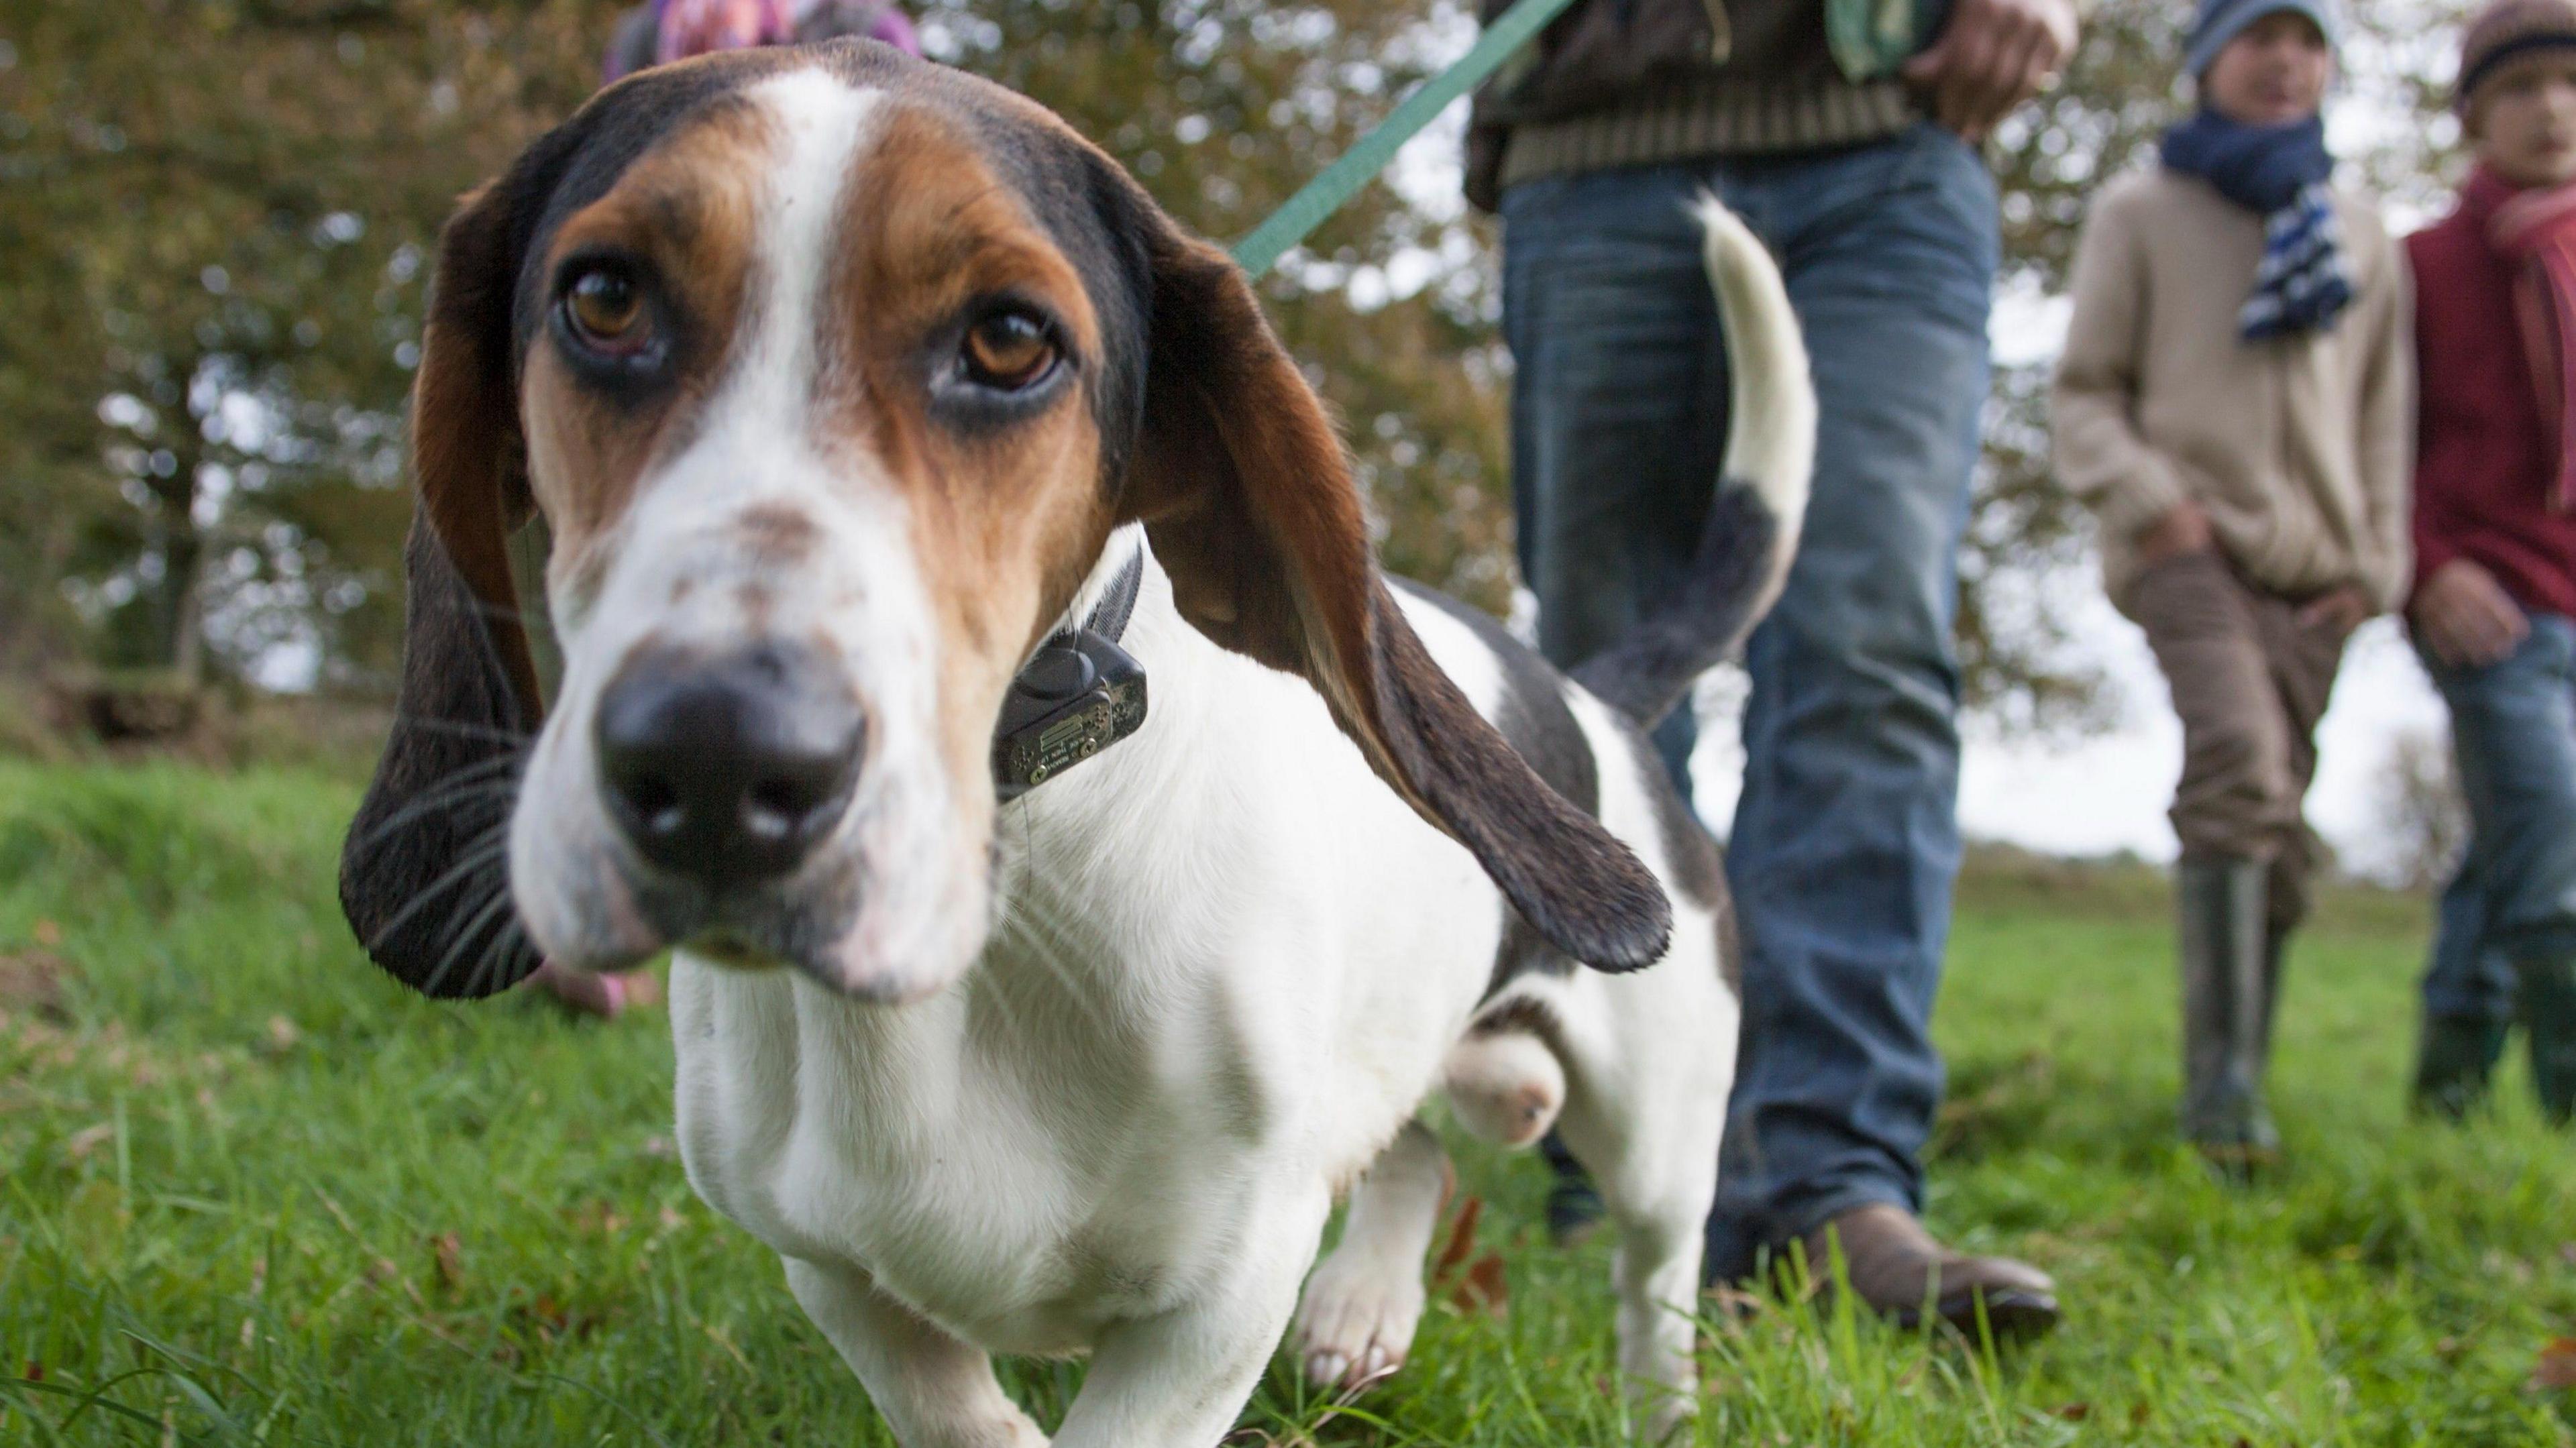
left=2456, top=0, right=2576, bottom=114
left=2185, top=0, right=2345, bottom=79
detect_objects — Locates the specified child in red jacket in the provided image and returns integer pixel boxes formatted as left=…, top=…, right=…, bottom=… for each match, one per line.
left=2405, top=0, right=2576, bottom=1123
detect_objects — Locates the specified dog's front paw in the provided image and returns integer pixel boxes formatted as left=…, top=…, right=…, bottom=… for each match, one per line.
left=1289, top=1253, right=1428, bottom=1392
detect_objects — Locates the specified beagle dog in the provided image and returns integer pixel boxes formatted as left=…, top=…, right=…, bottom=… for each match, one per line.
left=341, top=39, right=1813, bottom=1447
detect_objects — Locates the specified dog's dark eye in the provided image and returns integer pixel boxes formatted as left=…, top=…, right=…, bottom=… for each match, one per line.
left=960, top=309, right=1058, bottom=390
left=563, top=267, right=650, bottom=355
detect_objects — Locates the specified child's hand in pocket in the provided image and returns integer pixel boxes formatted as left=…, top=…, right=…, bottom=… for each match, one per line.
left=2297, top=586, right=2372, bottom=636
left=2411, top=559, right=2530, bottom=669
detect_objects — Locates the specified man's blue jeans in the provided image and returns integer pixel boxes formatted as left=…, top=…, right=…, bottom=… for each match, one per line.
left=2420, top=614, right=2576, bottom=1021
left=1501, top=125, right=1997, bottom=1282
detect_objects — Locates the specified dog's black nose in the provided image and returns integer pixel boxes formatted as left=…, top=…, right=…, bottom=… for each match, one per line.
left=595, top=642, right=865, bottom=889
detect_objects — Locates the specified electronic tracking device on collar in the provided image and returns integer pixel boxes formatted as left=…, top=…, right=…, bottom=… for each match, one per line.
left=991, top=552, right=1148, bottom=801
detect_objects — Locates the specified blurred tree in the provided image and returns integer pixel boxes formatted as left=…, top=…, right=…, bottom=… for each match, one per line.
left=0, top=0, right=1513, bottom=688
left=1964, top=0, right=2197, bottom=735
left=0, top=0, right=614, bottom=686
left=1964, top=0, right=2470, bottom=734
left=908, top=0, right=1514, bottom=604
left=0, top=0, right=2473, bottom=730
left=2377, top=724, right=2469, bottom=891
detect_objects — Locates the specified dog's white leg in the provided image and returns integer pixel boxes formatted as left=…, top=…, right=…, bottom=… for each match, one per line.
left=1287, top=1119, right=1453, bottom=1390
left=1556, top=1012, right=1728, bottom=1442
left=1606, top=1178, right=1711, bottom=1444
left=1047, top=1182, right=1329, bottom=1448
left=784, top=1256, right=1051, bottom=1448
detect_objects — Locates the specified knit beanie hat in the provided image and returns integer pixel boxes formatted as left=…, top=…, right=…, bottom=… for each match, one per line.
left=2456, top=0, right=2576, bottom=115
left=2185, top=0, right=2345, bottom=79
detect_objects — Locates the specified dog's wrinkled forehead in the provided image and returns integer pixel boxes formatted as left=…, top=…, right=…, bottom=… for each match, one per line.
left=490, top=42, right=1152, bottom=468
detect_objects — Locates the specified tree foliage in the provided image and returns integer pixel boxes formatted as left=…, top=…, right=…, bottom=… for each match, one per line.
left=0, top=0, right=609, bottom=683
left=0, top=0, right=2472, bottom=726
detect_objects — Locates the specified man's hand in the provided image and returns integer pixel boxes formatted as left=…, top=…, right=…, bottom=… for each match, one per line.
left=2135, top=498, right=2213, bottom=567
left=2297, top=585, right=2372, bottom=636
left=1902, top=0, right=2079, bottom=144
left=2410, top=559, right=2530, bottom=669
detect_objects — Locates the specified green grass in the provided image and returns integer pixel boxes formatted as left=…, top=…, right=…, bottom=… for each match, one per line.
left=1, top=760, right=2571, bottom=1445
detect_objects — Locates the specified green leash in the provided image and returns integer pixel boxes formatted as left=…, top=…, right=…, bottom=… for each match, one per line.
left=1228, top=0, right=1577, bottom=278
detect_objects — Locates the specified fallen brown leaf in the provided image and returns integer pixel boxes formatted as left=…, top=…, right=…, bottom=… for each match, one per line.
left=2530, top=1337, right=2576, bottom=1393
left=1449, top=1249, right=1509, bottom=1319
left=2053, top=1403, right=2092, bottom=1422
left=1703, top=1282, right=1765, bottom=1325
left=431, top=1232, right=464, bottom=1291
left=0, top=949, right=70, bottom=1020
left=1430, top=1196, right=1483, bottom=1287
left=513, top=1291, right=606, bottom=1343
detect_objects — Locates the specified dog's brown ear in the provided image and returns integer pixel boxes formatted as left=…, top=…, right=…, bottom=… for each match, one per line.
left=1120, top=227, right=1671, bottom=970
left=339, top=182, right=547, bottom=999
left=407, top=182, right=544, bottom=714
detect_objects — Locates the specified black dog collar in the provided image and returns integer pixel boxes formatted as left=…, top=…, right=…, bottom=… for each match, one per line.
left=991, top=551, right=1148, bottom=800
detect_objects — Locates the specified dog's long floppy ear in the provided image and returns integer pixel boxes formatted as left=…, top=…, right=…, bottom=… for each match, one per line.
left=1119, top=225, right=1673, bottom=971
left=339, top=182, right=548, bottom=999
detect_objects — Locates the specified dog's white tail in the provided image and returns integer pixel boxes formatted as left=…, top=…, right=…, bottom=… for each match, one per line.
left=1571, top=195, right=1816, bottom=730
left=1702, top=197, right=1816, bottom=549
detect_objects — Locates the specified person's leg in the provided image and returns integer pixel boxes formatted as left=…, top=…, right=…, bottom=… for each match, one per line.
left=2411, top=871, right=2513, bottom=1117
left=1706, top=124, right=1998, bottom=1286
left=1502, top=165, right=1732, bottom=797
left=2412, top=634, right=2525, bottom=1115
left=1501, top=164, right=1733, bottom=1233
left=2127, top=553, right=2302, bottom=1168
left=2430, top=615, right=2576, bottom=1122
left=2245, top=590, right=2356, bottom=1098
left=2421, top=875, right=2511, bottom=1021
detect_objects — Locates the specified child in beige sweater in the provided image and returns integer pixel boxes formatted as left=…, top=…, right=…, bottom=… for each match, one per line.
left=2050, top=0, right=2412, bottom=1172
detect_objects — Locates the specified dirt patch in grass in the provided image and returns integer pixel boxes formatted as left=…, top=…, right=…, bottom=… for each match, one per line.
left=0, top=946, right=70, bottom=1021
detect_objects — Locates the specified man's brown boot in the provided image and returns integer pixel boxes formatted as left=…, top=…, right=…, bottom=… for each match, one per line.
left=1799, top=1204, right=2059, bottom=1339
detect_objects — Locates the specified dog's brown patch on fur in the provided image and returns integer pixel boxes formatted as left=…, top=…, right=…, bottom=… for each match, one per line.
left=521, top=99, right=773, bottom=565
left=736, top=502, right=821, bottom=565
left=817, top=103, right=1116, bottom=810
left=406, top=184, right=544, bottom=713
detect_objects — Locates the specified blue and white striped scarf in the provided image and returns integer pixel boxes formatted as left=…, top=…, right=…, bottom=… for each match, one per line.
left=2239, top=182, right=2353, bottom=338
left=2160, top=111, right=2355, bottom=340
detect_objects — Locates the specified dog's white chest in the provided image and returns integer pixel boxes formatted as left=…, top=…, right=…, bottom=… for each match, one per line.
left=667, top=952, right=1283, bottom=1355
